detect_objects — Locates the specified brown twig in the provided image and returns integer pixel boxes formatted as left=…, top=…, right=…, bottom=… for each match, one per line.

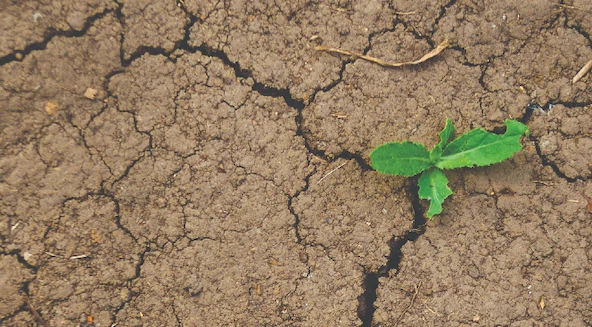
left=315, top=38, right=449, bottom=67
left=317, top=161, right=349, bottom=185
left=394, top=11, right=417, bottom=15
left=24, top=295, right=49, bottom=327
left=554, top=3, right=580, bottom=10
left=572, top=59, right=592, bottom=84
left=395, top=281, right=422, bottom=326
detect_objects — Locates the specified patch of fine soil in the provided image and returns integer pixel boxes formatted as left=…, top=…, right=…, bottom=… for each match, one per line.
left=1, top=0, right=592, bottom=326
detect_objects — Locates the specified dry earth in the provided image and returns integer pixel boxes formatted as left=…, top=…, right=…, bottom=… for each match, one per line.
left=1, top=0, right=591, bottom=326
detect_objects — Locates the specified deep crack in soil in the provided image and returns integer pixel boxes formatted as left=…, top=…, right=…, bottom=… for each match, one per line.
left=358, top=179, right=427, bottom=326
left=0, top=8, right=114, bottom=66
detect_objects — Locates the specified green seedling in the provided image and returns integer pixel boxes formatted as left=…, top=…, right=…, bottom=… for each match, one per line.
left=370, top=119, right=529, bottom=218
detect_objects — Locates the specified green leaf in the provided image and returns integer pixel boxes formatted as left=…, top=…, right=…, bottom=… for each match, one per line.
left=435, top=120, right=529, bottom=170
left=370, top=141, right=431, bottom=177
left=418, top=168, right=453, bottom=218
left=430, top=118, right=455, bottom=162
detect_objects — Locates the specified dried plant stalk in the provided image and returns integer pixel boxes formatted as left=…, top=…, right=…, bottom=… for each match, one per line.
left=572, top=59, right=592, bottom=84
left=315, top=38, right=449, bottom=67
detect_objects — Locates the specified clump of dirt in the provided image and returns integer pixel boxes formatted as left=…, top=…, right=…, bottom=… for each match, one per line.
left=531, top=104, right=592, bottom=180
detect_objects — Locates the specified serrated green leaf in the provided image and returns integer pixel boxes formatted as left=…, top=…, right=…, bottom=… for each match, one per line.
left=435, top=120, right=529, bottom=170
left=418, top=168, right=453, bottom=218
left=437, top=118, right=456, bottom=149
left=430, top=118, right=455, bottom=162
left=370, top=141, right=431, bottom=177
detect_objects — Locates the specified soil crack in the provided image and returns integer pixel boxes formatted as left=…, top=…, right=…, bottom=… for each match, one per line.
left=1, top=249, right=39, bottom=272
left=0, top=281, right=45, bottom=327
left=287, top=171, right=314, bottom=244
left=531, top=137, right=579, bottom=183
left=111, top=245, right=150, bottom=324
left=0, top=8, right=114, bottom=67
left=358, top=178, right=427, bottom=326
left=525, top=102, right=592, bottom=182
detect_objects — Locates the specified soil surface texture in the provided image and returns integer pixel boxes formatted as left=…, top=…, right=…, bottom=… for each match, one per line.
left=1, top=0, right=591, bottom=326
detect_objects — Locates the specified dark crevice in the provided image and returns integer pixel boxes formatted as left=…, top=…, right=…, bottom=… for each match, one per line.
left=295, top=101, right=371, bottom=170
left=525, top=99, right=588, bottom=183
left=334, top=151, right=373, bottom=172
left=357, top=269, right=379, bottom=326
left=5, top=249, right=39, bottom=272
left=450, top=46, right=483, bottom=68
left=531, top=137, right=578, bottom=183
left=478, top=67, right=490, bottom=94
left=109, top=195, right=140, bottom=244
left=433, top=0, right=458, bottom=34
left=173, top=9, right=309, bottom=113
left=0, top=302, right=29, bottom=326
left=114, top=0, right=126, bottom=67
left=0, top=280, right=47, bottom=326
left=252, top=83, right=305, bottom=110
left=524, top=99, right=592, bottom=120
left=569, top=24, right=592, bottom=48
left=398, top=20, right=429, bottom=42
left=550, top=100, right=592, bottom=109
left=519, top=102, right=537, bottom=125
left=172, top=301, right=182, bottom=327
left=112, top=2, right=176, bottom=67
left=104, top=145, right=148, bottom=189
left=287, top=171, right=314, bottom=243
left=0, top=8, right=114, bottom=67
left=196, top=43, right=308, bottom=111
left=358, top=179, right=427, bottom=326
left=122, top=46, right=175, bottom=66
left=102, top=69, right=126, bottom=99
left=293, top=14, right=435, bottom=322
left=364, top=15, right=400, bottom=54
left=296, top=115, right=373, bottom=170
left=559, top=0, right=592, bottom=47
left=307, top=58, right=350, bottom=104
left=21, top=281, right=48, bottom=327
left=303, top=10, right=399, bottom=116
left=111, top=245, right=150, bottom=323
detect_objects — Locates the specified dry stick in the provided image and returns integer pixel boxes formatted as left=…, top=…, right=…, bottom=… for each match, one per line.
left=394, top=11, right=417, bottom=15
left=554, top=3, right=584, bottom=10
left=24, top=295, right=49, bottom=327
left=317, top=161, right=349, bottom=184
left=315, top=38, right=449, bottom=67
left=572, top=59, right=592, bottom=84
left=395, top=281, right=422, bottom=326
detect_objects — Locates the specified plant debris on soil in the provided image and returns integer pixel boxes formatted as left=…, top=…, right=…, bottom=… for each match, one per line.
left=1, top=1, right=591, bottom=326
left=314, top=38, right=449, bottom=67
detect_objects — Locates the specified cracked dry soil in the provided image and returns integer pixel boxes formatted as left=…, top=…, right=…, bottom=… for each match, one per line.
left=1, top=0, right=591, bottom=326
